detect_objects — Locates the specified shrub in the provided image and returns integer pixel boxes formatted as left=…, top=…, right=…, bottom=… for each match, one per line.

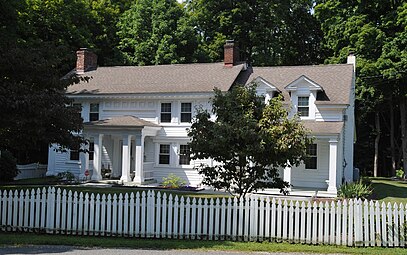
left=162, top=173, right=186, bottom=189
left=0, top=150, right=19, bottom=182
left=57, top=171, right=76, bottom=183
left=338, top=180, right=372, bottom=199
left=396, top=168, right=404, bottom=179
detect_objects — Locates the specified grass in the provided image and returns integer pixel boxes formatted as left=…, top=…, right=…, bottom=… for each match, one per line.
left=370, top=177, right=407, bottom=204
left=0, top=177, right=229, bottom=199
left=1, top=232, right=406, bottom=254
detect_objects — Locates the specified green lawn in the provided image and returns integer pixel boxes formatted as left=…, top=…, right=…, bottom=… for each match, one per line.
left=1, top=232, right=406, bottom=254
left=0, top=177, right=229, bottom=199
left=370, top=177, right=407, bottom=204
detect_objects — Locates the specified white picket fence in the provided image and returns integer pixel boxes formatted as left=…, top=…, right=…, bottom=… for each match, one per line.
left=0, top=187, right=406, bottom=247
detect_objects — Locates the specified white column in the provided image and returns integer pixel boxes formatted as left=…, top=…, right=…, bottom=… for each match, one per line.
left=92, top=134, right=103, bottom=180
left=112, top=136, right=121, bottom=178
left=133, top=134, right=145, bottom=184
left=283, top=162, right=292, bottom=190
left=79, top=142, right=89, bottom=180
left=328, top=138, right=338, bottom=193
left=120, top=134, right=132, bottom=182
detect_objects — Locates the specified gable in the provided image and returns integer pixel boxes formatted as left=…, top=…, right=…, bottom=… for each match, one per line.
left=252, top=76, right=280, bottom=92
left=285, top=75, right=324, bottom=93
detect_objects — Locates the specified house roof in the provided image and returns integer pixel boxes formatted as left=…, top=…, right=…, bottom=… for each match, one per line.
left=302, top=121, right=344, bottom=134
left=83, top=116, right=160, bottom=128
left=236, top=64, right=354, bottom=105
left=66, top=63, right=245, bottom=95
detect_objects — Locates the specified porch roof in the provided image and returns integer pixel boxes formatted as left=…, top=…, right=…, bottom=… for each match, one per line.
left=84, top=116, right=160, bottom=128
left=302, top=121, right=343, bottom=134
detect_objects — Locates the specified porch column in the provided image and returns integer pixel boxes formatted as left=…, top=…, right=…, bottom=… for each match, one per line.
left=112, top=136, right=121, bottom=178
left=328, top=138, right=338, bottom=193
left=92, top=134, right=103, bottom=180
left=283, top=161, right=292, bottom=190
left=133, top=134, right=144, bottom=184
left=79, top=142, right=89, bottom=180
left=120, top=134, right=132, bottom=182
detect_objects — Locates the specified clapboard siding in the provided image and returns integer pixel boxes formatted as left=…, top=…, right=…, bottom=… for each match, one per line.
left=290, top=140, right=329, bottom=189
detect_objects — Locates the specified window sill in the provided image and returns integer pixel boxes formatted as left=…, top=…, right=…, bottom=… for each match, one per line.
left=66, top=161, right=81, bottom=165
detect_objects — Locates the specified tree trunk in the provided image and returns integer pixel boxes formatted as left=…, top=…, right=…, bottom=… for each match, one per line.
left=374, top=112, right=380, bottom=177
left=400, top=96, right=407, bottom=178
left=390, top=97, right=396, bottom=176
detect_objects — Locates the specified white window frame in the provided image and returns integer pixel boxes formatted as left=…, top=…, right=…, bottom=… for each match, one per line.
left=178, top=144, right=191, bottom=165
left=305, top=143, right=317, bottom=170
left=180, top=102, right=192, bottom=123
left=160, top=102, right=172, bottom=123
left=297, top=96, right=309, bottom=117
left=158, top=144, right=171, bottom=165
left=89, top=103, right=99, bottom=121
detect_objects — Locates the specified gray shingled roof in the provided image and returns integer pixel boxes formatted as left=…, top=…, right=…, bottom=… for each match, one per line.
left=302, top=121, right=344, bottom=134
left=67, top=63, right=245, bottom=94
left=84, top=116, right=159, bottom=128
left=236, top=64, right=354, bottom=105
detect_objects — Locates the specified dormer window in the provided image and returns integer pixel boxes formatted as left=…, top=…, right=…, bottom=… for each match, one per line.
left=298, top=97, right=309, bottom=117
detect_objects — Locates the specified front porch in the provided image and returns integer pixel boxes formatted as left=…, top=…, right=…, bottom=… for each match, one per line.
left=80, top=116, right=161, bottom=184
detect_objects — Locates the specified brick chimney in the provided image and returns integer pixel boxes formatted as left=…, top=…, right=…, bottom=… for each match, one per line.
left=76, top=48, right=97, bottom=74
left=224, top=40, right=239, bottom=67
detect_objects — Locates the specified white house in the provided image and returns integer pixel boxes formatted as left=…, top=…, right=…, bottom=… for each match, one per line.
left=47, top=41, right=355, bottom=196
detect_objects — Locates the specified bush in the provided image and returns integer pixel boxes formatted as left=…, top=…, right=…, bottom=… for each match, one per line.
left=57, top=171, right=77, bottom=183
left=338, top=180, right=372, bottom=199
left=396, top=168, right=404, bottom=179
left=0, top=150, right=19, bottom=182
left=162, top=173, right=186, bottom=189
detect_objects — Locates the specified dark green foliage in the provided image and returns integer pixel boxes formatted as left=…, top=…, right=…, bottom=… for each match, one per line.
left=0, top=150, right=19, bottom=182
left=188, top=0, right=322, bottom=65
left=0, top=0, right=85, bottom=163
left=315, top=0, right=407, bottom=177
left=117, top=0, right=198, bottom=65
left=188, top=85, right=311, bottom=197
left=338, top=180, right=373, bottom=199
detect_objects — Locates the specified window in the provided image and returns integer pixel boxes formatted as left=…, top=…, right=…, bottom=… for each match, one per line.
left=179, top=145, right=190, bottom=165
left=89, top=142, right=94, bottom=161
left=305, top=144, right=317, bottom=169
left=69, top=144, right=80, bottom=161
left=159, top=144, right=170, bottom=164
left=73, top=103, right=82, bottom=120
left=161, top=103, right=171, bottom=123
left=181, top=103, right=192, bottom=123
left=89, top=103, right=99, bottom=121
left=297, top=97, right=309, bottom=117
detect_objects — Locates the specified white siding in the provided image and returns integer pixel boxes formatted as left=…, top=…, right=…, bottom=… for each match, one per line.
left=290, top=140, right=330, bottom=189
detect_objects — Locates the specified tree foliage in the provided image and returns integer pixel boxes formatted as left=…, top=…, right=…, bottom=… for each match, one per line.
left=117, top=0, right=198, bottom=65
left=188, top=85, right=311, bottom=197
left=315, top=0, right=407, bottom=176
left=0, top=0, right=84, bottom=163
left=188, top=0, right=322, bottom=65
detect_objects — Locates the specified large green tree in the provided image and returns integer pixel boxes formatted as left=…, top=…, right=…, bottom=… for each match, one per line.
left=315, top=0, right=407, bottom=177
left=117, top=0, right=198, bottom=65
left=188, top=85, right=311, bottom=197
left=187, top=0, right=322, bottom=65
left=0, top=0, right=85, bottom=163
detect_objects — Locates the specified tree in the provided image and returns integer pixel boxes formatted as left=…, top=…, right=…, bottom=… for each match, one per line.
left=187, top=85, right=311, bottom=197
left=0, top=0, right=85, bottom=163
left=314, top=0, right=406, bottom=177
left=187, top=0, right=322, bottom=65
left=116, top=0, right=198, bottom=65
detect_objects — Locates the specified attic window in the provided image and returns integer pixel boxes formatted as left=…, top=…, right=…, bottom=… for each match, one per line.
left=298, top=97, right=309, bottom=117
